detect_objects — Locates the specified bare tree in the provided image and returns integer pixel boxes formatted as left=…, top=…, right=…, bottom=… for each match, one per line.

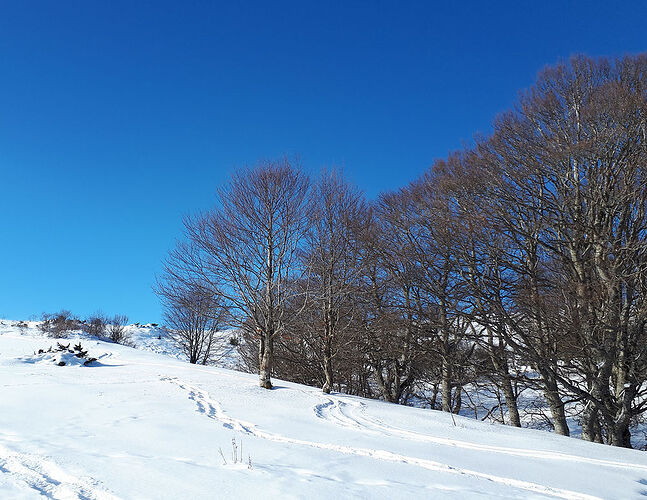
left=180, top=158, right=310, bottom=388
left=453, top=54, right=647, bottom=445
left=362, top=191, right=427, bottom=404
left=157, top=250, right=230, bottom=364
left=153, top=54, right=647, bottom=446
left=299, top=170, right=368, bottom=393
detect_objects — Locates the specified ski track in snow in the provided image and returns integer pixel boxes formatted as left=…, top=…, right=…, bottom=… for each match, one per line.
left=162, top=376, right=600, bottom=500
left=312, top=394, right=647, bottom=473
left=0, top=442, right=118, bottom=500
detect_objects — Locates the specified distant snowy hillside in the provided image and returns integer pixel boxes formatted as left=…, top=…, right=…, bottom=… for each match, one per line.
left=2, top=321, right=647, bottom=499
left=0, top=319, right=242, bottom=370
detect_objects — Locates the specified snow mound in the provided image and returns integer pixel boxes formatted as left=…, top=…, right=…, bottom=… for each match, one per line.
left=18, top=342, right=100, bottom=367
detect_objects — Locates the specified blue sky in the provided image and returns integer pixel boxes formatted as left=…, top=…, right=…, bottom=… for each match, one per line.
left=1, top=1, right=645, bottom=323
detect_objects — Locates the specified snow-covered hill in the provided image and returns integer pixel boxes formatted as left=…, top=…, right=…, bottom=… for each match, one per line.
left=1, top=322, right=647, bottom=499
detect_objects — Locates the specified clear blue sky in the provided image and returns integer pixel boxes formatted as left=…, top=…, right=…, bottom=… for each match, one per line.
left=1, top=1, right=645, bottom=323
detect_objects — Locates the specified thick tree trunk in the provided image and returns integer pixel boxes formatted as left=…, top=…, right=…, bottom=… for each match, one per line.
left=543, top=376, right=569, bottom=436
left=581, top=402, right=601, bottom=442
left=608, top=358, right=634, bottom=448
left=606, top=394, right=633, bottom=448
left=373, top=364, right=395, bottom=403
left=500, top=374, right=521, bottom=427
left=608, top=421, right=632, bottom=448
left=453, top=385, right=463, bottom=414
left=259, top=331, right=273, bottom=389
left=489, top=342, right=521, bottom=427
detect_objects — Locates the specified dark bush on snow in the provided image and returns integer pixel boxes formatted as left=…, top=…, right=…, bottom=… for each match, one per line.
left=39, top=310, right=81, bottom=338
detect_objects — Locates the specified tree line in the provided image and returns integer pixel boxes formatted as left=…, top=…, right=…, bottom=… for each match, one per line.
left=157, top=54, right=647, bottom=448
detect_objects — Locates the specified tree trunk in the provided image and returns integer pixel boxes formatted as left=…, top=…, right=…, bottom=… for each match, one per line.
left=453, top=385, right=462, bottom=414
left=441, top=358, right=452, bottom=413
left=608, top=421, right=632, bottom=448
left=543, top=375, right=569, bottom=436
left=373, top=363, right=396, bottom=403
left=606, top=394, right=633, bottom=448
left=581, top=402, right=601, bottom=442
left=500, top=374, right=521, bottom=427
left=259, top=331, right=273, bottom=389
left=489, top=341, right=521, bottom=427
left=429, top=383, right=439, bottom=410
left=322, top=338, right=333, bottom=394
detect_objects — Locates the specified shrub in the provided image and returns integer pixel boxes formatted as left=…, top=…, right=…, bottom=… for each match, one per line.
left=39, top=310, right=80, bottom=338
left=14, top=321, right=29, bottom=333
left=108, top=314, right=131, bottom=345
left=83, top=313, right=107, bottom=337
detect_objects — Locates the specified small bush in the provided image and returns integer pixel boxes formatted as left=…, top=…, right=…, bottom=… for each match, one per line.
left=83, top=313, right=107, bottom=337
left=14, top=321, right=29, bottom=333
left=108, top=314, right=131, bottom=345
left=39, top=310, right=80, bottom=338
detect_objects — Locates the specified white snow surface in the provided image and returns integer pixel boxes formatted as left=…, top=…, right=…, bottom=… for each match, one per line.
left=2, top=321, right=647, bottom=499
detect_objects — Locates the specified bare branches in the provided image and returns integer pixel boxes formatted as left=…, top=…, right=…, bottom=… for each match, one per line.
left=156, top=54, right=647, bottom=448
left=177, top=158, right=310, bottom=388
left=156, top=250, right=230, bottom=365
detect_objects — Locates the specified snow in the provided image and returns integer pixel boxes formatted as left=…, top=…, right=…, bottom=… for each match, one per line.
left=2, top=321, right=647, bottom=499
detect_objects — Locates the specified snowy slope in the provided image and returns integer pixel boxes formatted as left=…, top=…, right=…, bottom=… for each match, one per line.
left=2, top=324, right=647, bottom=499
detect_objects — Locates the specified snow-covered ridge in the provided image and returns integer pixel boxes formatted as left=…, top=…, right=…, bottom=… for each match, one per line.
left=1, top=320, right=647, bottom=499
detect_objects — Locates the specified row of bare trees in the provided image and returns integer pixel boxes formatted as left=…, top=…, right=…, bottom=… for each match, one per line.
left=158, top=53, right=647, bottom=447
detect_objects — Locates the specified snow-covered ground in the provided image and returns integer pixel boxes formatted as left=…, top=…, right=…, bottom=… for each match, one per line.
left=2, top=321, right=647, bottom=499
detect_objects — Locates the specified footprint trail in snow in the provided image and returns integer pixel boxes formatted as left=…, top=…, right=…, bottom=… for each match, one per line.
left=0, top=443, right=118, bottom=500
left=312, top=393, right=647, bottom=472
left=162, top=376, right=601, bottom=500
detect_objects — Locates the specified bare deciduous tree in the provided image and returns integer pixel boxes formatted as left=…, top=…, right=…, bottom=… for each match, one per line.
left=180, top=158, right=310, bottom=388
left=451, top=54, right=647, bottom=444
left=157, top=250, right=230, bottom=365
left=300, top=169, right=367, bottom=393
left=156, top=54, right=647, bottom=447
